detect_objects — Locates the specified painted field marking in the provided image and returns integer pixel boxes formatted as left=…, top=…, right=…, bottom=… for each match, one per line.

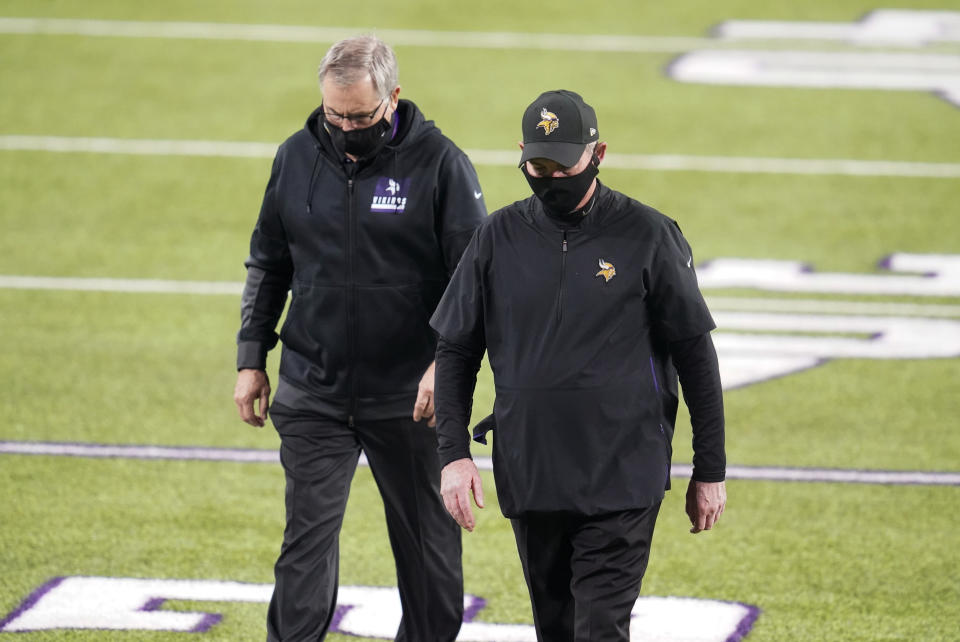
left=714, top=10, right=960, bottom=48
left=3, top=135, right=960, bottom=177
left=3, top=253, right=959, bottom=390
left=0, top=576, right=759, bottom=640
left=0, top=135, right=278, bottom=158
left=706, top=297, right=960, bottom=318
left=2, top=441, right=958, bottom=486
left=2, top=15, right=956, bottom=53
left=0, top=274, right=243, bottom=295
left=3, top=273, right=960, bottom=317
left=669, top=11, right=960, bottom=108
left=0, top=16, right=781, bottom=52
left=668, top=49, right=960, bottom=108
left=0, top=275, right=243, bottom=295
left=5, top=250, right=960, bottom=318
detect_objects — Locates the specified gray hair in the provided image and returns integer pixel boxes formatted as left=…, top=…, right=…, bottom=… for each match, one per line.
left=318, top=35, right=399, bottom=100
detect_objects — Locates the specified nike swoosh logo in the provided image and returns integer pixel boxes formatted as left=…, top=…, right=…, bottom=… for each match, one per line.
left=474, top=191, right=483, bottom=199
left=686, top=256, right=692, bottom=268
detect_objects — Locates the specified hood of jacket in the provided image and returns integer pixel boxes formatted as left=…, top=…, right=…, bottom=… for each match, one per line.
left=305, top=98, right=435, bottom=166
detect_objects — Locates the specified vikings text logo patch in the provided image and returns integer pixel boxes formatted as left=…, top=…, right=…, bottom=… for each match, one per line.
left=596, top=258, right=616, bottom=282
left=371, top=177, right=410, bottom=214
left=537, top=108, right=559, bottom=135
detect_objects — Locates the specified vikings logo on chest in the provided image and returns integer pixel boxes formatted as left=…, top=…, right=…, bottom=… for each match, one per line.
left=537, top=108, right=559, bottom=135
left=370, top=177, right=410, bottom=214
left=595, top=258, right=616, bottom=282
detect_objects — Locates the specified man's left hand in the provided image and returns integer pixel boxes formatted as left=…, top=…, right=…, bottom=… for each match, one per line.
left=413, top=361, right=436, bottom=427
left=685, top=479, right=726, bottom=534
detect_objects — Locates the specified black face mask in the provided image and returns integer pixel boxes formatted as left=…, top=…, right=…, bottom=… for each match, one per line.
left=324, top=112, right=393, bottom=160
left=521, top=158, right=599, bottom=223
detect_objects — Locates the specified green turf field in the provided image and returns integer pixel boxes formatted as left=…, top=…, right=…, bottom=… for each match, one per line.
left=1, top=1, right=958, bottom=640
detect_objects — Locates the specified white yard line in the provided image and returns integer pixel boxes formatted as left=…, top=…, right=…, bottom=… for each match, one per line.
left=2, top=17, right=955, bottom=53
left=0, top=275, right=243, bottom=295
left=705, top=296, right=960, bottom=318
left=0, top=135, right=278, bottom=159
left=3, top=135, right=959, bottom=178
left=2, top=440, right=957, bottom=486
left=2, top=274, right=958, bottom=317
left=0, top=17, right=741, bottom=53
left=599, top=153, right=960, bottom=178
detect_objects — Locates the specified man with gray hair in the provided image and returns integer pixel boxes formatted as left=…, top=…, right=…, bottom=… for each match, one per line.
left=234, top=35, right=486, bottom=641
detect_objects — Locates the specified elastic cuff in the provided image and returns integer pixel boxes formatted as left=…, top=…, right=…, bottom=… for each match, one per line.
left=438, top=448, right=472, bottom=469
left=691, top=470, right=726, bottom=483
left=237, top=341, right=268, bottom=371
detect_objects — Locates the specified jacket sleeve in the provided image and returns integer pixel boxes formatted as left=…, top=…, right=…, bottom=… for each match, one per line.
left=670, top=332, right=726, bottom=482
left=430, top=230, right=487, bottom=464
left=435, top=147, right=488, bottom=274
left=435, top=337, right=484, bottom=467
left=647, top=219, right=716, bottom=342
left=236, top=151, right=294, bottom=370
left=429, top=228, right=486, bottom=350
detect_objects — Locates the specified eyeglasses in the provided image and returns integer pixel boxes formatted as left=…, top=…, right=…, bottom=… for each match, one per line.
left=526, top=159, right=573, bottom=177
left=322, top=97, right=386, bottom=127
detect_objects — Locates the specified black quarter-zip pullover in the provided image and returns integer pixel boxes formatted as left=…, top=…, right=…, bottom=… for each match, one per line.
left=430, top=182, right=725, bottom=517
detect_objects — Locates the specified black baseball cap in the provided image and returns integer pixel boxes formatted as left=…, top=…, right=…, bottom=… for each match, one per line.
left=519, top=89, right=599, bottom=168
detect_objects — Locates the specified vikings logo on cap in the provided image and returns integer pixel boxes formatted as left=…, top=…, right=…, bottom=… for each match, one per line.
left=537, top=107, right=559, bottom=136
left=595, top=258, right=616, bottom=282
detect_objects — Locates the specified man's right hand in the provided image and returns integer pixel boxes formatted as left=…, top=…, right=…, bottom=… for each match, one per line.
left=234, top=369, right=271, bottom=427
left=440, top=458, right=485, bottom=532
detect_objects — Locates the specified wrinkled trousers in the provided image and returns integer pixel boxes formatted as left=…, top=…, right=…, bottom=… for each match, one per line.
left=511, top=503, right=662, bottom=642
left=266, top=404, right=463, bottom=642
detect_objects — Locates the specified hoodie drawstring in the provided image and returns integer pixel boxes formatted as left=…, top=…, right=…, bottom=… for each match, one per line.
left=305, top=145, right=322, bottom=214
left=392, top=149, right=400, bottom=202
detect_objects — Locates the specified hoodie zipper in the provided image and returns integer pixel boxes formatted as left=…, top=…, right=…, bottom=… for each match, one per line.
left=556, top=231, right=568, bottom=324
left=346, top=176, right=357, bottom=428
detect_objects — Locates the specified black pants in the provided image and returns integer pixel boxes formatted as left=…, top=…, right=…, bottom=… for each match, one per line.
left=266, top=405, right=463, bottom=642
left=511, top=503, right=662, bottom=642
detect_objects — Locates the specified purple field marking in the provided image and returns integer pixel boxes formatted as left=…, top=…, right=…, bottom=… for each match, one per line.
left=727, top=602, right=762, bottom=642
left=462, top=595, right=487, bottom=623
left=725, top=464, right=960, bottom=485
left=629, top=596, right=760, bottom=640
left=1, top=578, right=243, bottom=634
left=877, top=254, right=938, bottom=278
left=134, top=597, right=223, bottom=634
left=190, top=612, right=224, bottom=634
left=140, top=597, right=167, bottom=612
left=0, top=576, right=65, bottom=632
left=2, top=440, right=959, bottom=486
left=0, top=440, right=280, bottom=463
left=328, top=604, right=354, bottom=633
left=722, top=356, right=829, bottom=392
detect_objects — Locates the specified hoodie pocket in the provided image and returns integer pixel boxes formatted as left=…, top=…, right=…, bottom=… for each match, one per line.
left=355, top=282, right=440, bottom=395
left=278, top=283, right=349, bottom=391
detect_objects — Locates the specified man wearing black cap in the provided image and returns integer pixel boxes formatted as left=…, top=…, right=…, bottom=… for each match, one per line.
left=430, top=89, right=727, bottom=641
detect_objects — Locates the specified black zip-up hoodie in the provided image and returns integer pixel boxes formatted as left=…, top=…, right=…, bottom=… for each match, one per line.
left=237, top=100, right=487, bottom=423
